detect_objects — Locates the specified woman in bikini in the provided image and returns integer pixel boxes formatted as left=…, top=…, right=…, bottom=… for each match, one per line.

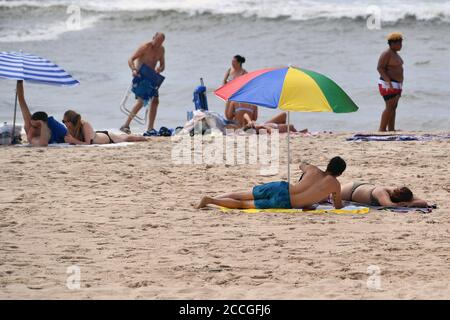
left=341, top=182, right=428, bottom=207
left=223, top=55, right=248, bottom=85
left=63, top=110, right=148, bottom=145
left=222, top=55, right=260, bottom=128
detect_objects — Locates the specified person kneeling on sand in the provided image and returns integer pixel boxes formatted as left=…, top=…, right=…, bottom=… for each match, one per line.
left=17, top=80, right=67, bottom=147
left=63, top=110, right=148, bottom=145
left=341, top=182, right=429, bottom=207
left=196, top=157, right=346, bottom=210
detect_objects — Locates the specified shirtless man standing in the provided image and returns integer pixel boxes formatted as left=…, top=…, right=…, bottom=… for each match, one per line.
left=120, top=32, right=166, bottom=136
left=196, top=157, right=346, bottom=210
left=377, top=32, right=404, bottom=132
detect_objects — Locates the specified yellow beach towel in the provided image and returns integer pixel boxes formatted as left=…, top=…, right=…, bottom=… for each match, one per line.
left=220, top=205, right=369, bottom=215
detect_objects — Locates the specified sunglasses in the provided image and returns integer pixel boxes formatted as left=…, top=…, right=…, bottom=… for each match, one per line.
left=62, top=119, right=69, bottom=124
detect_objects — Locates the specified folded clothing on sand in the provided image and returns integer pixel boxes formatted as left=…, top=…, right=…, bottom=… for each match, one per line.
left=220, top=204, right=369, bottom=215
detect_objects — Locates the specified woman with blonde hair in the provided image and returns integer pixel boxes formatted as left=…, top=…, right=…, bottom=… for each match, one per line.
left=63, top=110, right=148, bottom=145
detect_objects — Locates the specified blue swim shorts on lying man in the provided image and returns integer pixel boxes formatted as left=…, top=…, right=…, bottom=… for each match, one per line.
left=252, top=181, right=292, bottom=209
left=47, top=116, right=67, bottom=144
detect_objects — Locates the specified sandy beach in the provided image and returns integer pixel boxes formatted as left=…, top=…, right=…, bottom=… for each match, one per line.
left=0, top=132, right=449, bottom=299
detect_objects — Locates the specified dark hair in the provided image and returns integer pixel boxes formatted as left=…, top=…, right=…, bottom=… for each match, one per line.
left=388, top=39, right=402, bottom=46
left=326, top=156, right=346, bottom=176
left=391, top=187, right=413, bottom=203
left=234, top=55, right=246, bottom=65
left=31, top=112, right=48, bottom=122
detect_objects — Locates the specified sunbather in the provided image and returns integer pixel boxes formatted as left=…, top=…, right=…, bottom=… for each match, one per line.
left=224, top=101, right=258, bottom=128
left=341, top=182, right=429, bottom=207
left=17, top=80, right=67, bottom=146
left=63, top=110, right=148, bottom=145
left=243, top=112, right=298, bottom=134
left=196, top=157, right=346, bottom=209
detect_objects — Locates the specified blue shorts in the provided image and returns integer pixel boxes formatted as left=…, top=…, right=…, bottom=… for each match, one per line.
left=252, top=181, right=292, bottom=209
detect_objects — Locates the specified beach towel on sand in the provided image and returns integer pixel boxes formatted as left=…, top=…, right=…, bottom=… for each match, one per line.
left=15, top=142, right=134, bottom=148
left=220, top=204, right=369, bottom=215
left=346, top=133, right=450, bottom=142
left=343, top=201, right=435, bottom=214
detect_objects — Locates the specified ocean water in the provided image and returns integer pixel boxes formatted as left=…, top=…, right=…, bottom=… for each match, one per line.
left=0, top=0, right=449, bottom=132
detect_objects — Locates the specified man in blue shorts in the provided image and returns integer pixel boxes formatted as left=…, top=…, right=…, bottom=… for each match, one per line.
left=17, top=80, right=67, bottom=146
left=196, top=157, right=346, bottom=210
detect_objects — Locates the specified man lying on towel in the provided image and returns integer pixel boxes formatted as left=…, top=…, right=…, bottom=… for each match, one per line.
left=17, top=80, right=67, bottom=147
left=196, top=156, right=346, bottom=210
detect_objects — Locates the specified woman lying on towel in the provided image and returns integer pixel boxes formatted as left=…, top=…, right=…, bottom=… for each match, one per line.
left=341, top=182, right=429, bottom=207
left=63, top=110, right=148, bottom=145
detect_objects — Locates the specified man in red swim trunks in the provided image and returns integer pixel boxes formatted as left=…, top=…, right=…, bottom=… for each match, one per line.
left=377, top=32, right=404, bottom=132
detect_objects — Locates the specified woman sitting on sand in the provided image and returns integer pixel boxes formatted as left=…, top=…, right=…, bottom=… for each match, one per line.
left=341, top=182, right=429, bottom=207
left=63, top=110, right=148, bottom=145
left=223, top=55, right=260, bottom=128
left=225, top=101, right=258, bottom=128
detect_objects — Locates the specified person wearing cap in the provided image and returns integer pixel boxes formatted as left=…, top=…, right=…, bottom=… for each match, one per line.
left=377, top=32, right=404, bottom=132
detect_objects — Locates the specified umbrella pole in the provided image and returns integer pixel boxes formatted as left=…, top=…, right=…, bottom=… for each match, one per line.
left=11, top=81, right=18, bottom=145
left=287, top=111, right=291, bottom=185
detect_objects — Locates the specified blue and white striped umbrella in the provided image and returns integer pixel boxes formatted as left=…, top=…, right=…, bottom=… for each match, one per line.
left=0, top=51, right=79, bottom=86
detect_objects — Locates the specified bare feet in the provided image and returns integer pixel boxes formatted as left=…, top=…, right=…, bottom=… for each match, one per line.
left=196, top=196, right=212, bottom=209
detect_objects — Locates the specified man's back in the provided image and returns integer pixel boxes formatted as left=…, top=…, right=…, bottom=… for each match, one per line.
left=289, top=165, right=341, bottom=208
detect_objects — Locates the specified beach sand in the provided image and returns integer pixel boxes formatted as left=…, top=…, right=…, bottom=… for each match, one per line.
left=0, top=132, right=449, bottom=299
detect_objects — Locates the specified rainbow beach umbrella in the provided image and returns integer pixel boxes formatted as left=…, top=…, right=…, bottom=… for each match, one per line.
left=215, top=66, right=358, bottom=183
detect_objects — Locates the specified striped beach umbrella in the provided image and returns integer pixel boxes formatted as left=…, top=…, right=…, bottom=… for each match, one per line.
left=215, top=66, right=358, bottom=183
left=0, top=51, right=79, bottom=143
